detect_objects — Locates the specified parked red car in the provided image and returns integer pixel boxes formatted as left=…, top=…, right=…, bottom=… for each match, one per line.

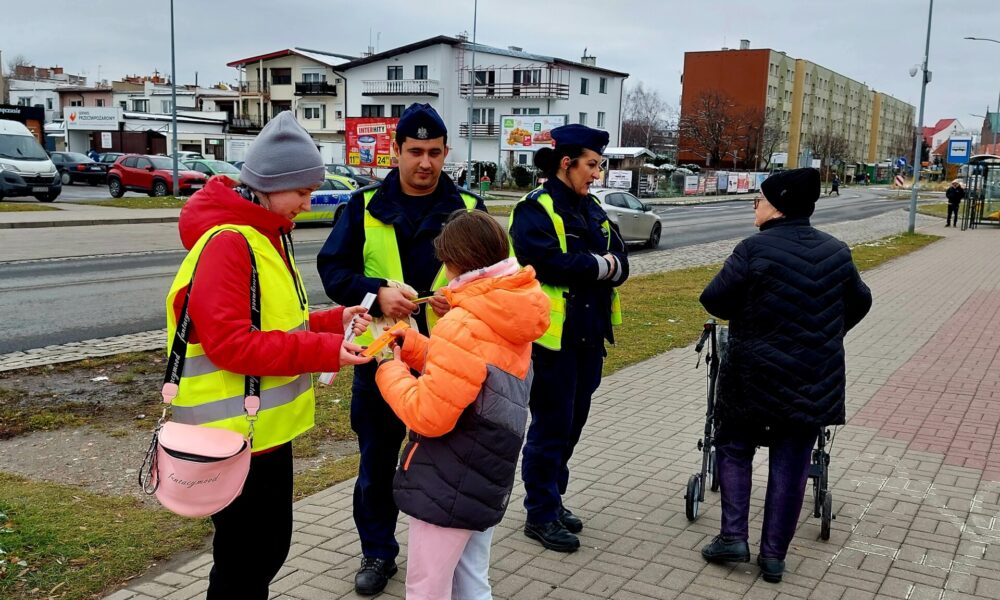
left=106, top=154, right=208, bottom=197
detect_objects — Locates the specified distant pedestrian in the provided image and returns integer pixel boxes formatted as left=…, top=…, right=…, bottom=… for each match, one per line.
left=698, top=168, right=872, bottom=584
left=830, top=174, right=840, bottom=196
left=945, top=180, right=965, bottom=227
left=87, top=148, right=99, bottom=161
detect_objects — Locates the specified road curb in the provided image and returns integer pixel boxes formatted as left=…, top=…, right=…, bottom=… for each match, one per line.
left=0, top=216, right=180, bottom=229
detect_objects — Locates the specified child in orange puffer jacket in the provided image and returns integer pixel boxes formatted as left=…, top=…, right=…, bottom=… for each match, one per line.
left=374, top=210, right=549, bottom=599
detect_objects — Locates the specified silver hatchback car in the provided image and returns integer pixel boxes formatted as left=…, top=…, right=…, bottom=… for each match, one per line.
left=591, top=188, right=662, bottom=248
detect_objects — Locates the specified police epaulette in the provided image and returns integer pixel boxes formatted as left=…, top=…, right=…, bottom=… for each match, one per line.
left=355, top=181, right=382, bottom=194
left=459, top=188, right=487, bottom=203
left=524, top=186, right=546, bottom=201
left=350, top=181, right=382, bottom=201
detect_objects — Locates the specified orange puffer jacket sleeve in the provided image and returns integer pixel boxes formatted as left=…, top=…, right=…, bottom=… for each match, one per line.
left=399, top=328, right=430, bottom=373
left=375, top=317, right=488, bottom=438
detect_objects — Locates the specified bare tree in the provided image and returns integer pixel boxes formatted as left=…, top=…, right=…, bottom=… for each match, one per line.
left=732, top=107, right=782, bottom=170
left=678, top=90, right=740, bottom=167
left=807, top=126, right=850, bottom=184
left=621, top=82, right=671, bottom=150
left=2, top=54, right=31, bottom=103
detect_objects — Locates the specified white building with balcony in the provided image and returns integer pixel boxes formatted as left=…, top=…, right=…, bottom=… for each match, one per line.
left=226, top=47, right=356, bottom=145
left=336, top=35, right=628, bottom=166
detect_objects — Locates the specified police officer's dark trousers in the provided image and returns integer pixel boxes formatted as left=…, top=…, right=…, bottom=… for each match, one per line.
left=522, top=345, right=603, bottom=524
left=207, top=442, right=293, bottom=600
left=351, top=361, right=407, bottom=560
left=716, top=428, right=816, bottom=560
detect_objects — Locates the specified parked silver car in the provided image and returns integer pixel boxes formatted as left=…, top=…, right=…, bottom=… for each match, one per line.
left=591, top=188, right=662, bottom=248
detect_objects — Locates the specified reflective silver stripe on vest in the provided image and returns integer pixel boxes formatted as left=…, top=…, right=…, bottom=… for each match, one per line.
left=170, top=374, right=311, bottom=425
left=180, top=323, right=307, bottom=379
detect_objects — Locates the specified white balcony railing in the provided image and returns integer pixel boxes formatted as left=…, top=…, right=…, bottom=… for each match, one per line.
left=362, top=79, right=440, bottom=96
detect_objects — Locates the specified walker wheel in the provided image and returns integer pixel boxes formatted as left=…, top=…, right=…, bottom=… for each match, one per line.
left=685, top=474, right=702, bottom=521
left=821, top=492, right=833, bottom=541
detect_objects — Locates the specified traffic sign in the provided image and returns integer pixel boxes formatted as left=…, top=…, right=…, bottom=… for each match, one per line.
left=894, top=175, right=905, bottom=187
left=896, top=157, right=907, bottom=168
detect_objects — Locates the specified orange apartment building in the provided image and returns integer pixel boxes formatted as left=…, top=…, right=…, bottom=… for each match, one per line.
left=679, top=41, right=914, bottom=170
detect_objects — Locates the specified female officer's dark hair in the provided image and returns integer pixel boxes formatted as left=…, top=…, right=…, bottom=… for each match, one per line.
left=534, top=144, right=586, bottom=178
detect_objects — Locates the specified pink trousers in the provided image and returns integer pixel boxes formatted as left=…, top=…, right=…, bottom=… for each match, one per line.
left=406, top=517, right=494, bottom=600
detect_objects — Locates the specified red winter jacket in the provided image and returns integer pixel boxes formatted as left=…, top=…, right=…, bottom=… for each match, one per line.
left=172, top=176, right=346, bottom=376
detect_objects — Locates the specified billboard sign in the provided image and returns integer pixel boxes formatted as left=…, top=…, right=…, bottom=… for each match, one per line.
left=346, top=117, right=399, bottom=168
left=63, top=107, right=121, bottom=131
left=683, top=175, right=700, bottom=195
left=500, top=114, right=567, bottom=151
left=607, top=169, right=632, bottom=189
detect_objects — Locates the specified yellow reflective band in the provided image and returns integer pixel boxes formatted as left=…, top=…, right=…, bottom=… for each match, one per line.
left=170, top=375, right=311, bottom=425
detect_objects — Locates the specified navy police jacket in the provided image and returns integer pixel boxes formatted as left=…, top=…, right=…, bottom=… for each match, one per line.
left=700, top=217, right=872, bottom=430
left=508, top=177, right=629, bottom=349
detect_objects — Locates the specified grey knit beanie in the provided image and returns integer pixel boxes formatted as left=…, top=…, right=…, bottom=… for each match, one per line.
left=240, top=111, right=325, bottom=192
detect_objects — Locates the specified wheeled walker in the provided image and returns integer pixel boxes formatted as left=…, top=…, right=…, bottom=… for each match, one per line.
left=685, top=319, right=726, bottom=521
left=810, top=427, right=835, bottom=540
left=685, top=318, right=837, bottom=541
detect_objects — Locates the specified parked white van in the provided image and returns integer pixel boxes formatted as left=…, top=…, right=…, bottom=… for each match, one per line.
left=0, top=120, right=61, bottom=202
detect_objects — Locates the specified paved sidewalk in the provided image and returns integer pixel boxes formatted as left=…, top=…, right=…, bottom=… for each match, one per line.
left=102, top=220, right=1000, bottom=600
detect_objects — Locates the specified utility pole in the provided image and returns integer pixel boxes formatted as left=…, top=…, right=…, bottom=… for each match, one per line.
left=170, top=0, right=179, bottom=196
left=465, top=0, right=478, bottom=190
left=909, top=0, right=933, bottom=234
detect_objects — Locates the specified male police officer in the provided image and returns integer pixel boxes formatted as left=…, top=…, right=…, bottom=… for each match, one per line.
left=317, top=103, right=486, bottom=595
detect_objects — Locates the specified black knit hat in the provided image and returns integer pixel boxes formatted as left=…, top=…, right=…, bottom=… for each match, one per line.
left=760, top=168, right=821, bottom=218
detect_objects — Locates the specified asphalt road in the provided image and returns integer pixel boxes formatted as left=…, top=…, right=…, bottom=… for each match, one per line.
left=647, top=188, right=916, bottom=251
left=1, top=188, right=922, bottom=353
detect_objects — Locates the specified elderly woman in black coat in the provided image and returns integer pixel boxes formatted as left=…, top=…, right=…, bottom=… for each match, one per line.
left=698, top=168, right=872, bottom=583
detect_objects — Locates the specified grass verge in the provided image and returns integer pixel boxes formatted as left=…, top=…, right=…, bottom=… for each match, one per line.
left=0, top=231, right=941, bottom=599
left=486, top=204, right=514, bottom=217
left=70, top=197, right=186, bottom=209
left=0, top=473, right=212, bottom=600
left=603, top=232, right=940, bottom=375
left=0, top=203, right=60, bottom=212
left=916, top=202, right=948, bottom=219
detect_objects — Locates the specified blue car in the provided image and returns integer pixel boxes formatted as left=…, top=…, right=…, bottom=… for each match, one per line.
left=296, top=174, right=357, bottom=224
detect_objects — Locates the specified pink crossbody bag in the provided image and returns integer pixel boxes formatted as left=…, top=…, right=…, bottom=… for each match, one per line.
left=139, top=231, right=261, bottom=517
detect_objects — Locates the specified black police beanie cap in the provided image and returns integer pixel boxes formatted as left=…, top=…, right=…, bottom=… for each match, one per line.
left=760, top=168, right=821, bottom=218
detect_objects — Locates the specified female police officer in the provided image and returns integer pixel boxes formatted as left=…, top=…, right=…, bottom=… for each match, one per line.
left=509, top=124, right=628, bottom=552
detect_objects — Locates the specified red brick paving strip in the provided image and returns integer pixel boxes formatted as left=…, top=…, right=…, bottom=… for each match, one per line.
left=852, top=289, right=1000, bottom=479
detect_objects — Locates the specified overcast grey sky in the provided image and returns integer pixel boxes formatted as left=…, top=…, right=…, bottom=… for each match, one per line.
left=4, top=0, right=999, bottom=130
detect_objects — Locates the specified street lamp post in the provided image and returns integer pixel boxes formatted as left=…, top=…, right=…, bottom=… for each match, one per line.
left=908, top=0, right=934, bottom=234
left=170, top=0, right=179, bottom=196
left=964, top=37, right=1000, bottom=153
left=465, top=0, right=478, bottom=190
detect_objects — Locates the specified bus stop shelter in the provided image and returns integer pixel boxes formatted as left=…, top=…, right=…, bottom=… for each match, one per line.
left=961, top=154, right=1000, bottom=230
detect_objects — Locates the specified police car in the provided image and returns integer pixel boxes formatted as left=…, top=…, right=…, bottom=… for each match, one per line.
left=295, top=173, right=357, bottom=224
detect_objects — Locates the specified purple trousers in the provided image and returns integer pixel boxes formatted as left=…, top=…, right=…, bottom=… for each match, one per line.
left=716, top=429, right=816, bottom=559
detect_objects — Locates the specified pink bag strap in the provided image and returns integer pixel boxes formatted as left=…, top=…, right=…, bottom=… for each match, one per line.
left=161, top=230, right=263, bottom=444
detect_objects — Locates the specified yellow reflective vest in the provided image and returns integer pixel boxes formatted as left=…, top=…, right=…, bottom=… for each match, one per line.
left=509, top=188, right=622, bottom=351
left=164, top=224, right=314, bottom=451
left=356, top=187, right=479, bottom=346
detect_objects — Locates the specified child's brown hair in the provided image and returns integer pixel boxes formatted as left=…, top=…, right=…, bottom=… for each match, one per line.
left=434, top=210, right=510, bottom=275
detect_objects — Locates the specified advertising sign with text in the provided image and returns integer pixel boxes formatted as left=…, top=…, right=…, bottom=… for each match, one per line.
left=346, top=117, right=399, bottom=168
left=63, top=107, right=122, bottom=131
left=500, top=114, right=567, bottom=151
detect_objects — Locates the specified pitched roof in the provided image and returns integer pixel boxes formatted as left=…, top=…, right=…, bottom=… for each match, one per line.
left=226, top=47, right=357, bottom=69
left=335, top=35, right=629, bottom=77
